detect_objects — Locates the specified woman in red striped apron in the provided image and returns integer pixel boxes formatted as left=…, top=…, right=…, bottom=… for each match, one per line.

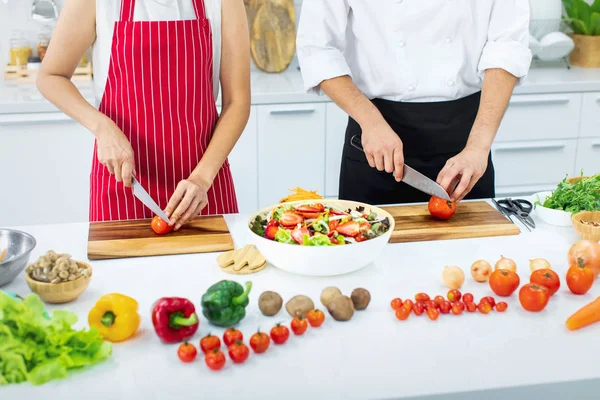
left=37, top=0, right=250, bottom=230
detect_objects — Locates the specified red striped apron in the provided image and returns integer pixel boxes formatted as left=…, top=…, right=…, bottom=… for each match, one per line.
left=89, top=0, right=238, bottom=222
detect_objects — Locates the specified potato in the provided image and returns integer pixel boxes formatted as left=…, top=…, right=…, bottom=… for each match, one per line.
left=320, top=287, right=342, bottom=308
left=327, top=296, right=355, bottom=321
left=258, top=291, right=283, bottom=316
left=350, top=288, right=371, bottom=311
left=285, top=295, right=315, bottom=318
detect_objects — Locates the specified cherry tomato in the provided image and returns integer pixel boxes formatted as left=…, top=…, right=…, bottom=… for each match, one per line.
left=249, top=331, right=270, bottom=354
left=481, top=296, right=496, bottom=308
left=566, top=261, right=594, bottom=295
left=151, top=215, right=174, bottom=235
left=451, top=302, right=464, bottom=315
left=477, top=301, right=492, bottom=314
left=413, top=302, right=425, bottom=316
left=200, top=334, right=221, bottom=354
left=489, top=269, right=521, bottom=297
left=496, top=302, right=508, bottom=312
left=428, top=196, right=457, bottom=220
left=465, top=302, right=477, bottom=313
left=291, top=316, right=308, bottom=335
left=439, top=301, right=452, bottom=314
left=530, top=269, right=561, bottom=296
left=395, top=307, right=411, bottom=320
left=424, top=300, right=437, bottom=310
left=205, top=348, right=226, bottom=371
left=270, top=323, right=290, bottom=345
left=390, top=298, right=403, bottom=311
left=519, top=284, right=550, bottom=312
left=177, top=342, right=197, bottom=363
left=462, top=293, right=474, bottom=303
left=434, top=296, right=445, bottom=307
left=228, top=341, right=250, bottom=364
left=415, top=293, right=430, bottom=302
left=223, top=328, right=243, bottom=347
left=402, top=299, right=414, bottom=311
left=306, top=309, right=325, bottom=327
left=427, top=307, right=440, bottom=321
left=447, top=289, right=462, bottom=302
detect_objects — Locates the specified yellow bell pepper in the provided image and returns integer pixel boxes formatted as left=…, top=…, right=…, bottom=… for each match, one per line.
left=88, top=293, right=141, bottom=342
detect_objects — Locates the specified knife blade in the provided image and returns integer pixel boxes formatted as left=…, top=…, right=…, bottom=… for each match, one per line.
left=132, top=176, right=171, bottom=224
left=350, top=135, right=451, bottom=201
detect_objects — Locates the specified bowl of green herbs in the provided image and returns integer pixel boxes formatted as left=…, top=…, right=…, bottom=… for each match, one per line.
left=533, top=174, right=600, bottom=226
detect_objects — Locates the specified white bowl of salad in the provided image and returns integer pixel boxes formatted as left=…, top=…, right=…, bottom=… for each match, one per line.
left=247, top=200, right=395, bottom=276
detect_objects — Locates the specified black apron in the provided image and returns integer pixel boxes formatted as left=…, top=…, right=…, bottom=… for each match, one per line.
left=339, top=91, right=495, bottom=205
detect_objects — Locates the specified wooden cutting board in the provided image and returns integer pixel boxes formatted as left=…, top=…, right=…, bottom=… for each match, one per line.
left=87, top=215, right=234, bottom=260
left=245, top=0, right=296, bottom=73
left=382, top=201, right=521, bottom=243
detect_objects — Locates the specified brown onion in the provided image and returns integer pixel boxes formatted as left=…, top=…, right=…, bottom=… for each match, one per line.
left=471, top=260, right=493, bottom=282
left=442, top=266, right=465, bottom=289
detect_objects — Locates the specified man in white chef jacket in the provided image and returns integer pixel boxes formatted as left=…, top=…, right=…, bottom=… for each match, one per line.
left=296, top=0, right=532, bottom=204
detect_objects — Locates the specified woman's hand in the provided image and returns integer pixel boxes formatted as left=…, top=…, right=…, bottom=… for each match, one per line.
left=165, top=177, right=210, bottom=230
left=96, top=118, right=136, bottom=187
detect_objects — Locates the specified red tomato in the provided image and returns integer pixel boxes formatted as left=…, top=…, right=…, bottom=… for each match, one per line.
left=200, top=334, right=221, bottom=354
left=296, top=205, right=321, bottom=219
left=151, top=215, right=174, bottom=235
left=291, top=226, right=311, bottom=244
left=424, top=300, right=438, bottom=310
left=395, top=307, right=411, bottom=320
left=451, top=302, right=464, bottom=315
left=223, top=328, right=243, bottom=347
left=530, top=269, right=561, bottom=296
left=279, top=211, right=304, bottom=227
left=291, top=316, right=308, bottom=335
left=519, top=284, right=550, bottom=312
left=402, top=299, right=414, bottom=311
left=328, top=220, right=340, bottom=232
left=489, top=269, right=521, bottom=297
left=306, top=309, right=325, bottom=327
left=496, top=302, right=508, bottom=312
left=566, top=261, right=594, bottom=295
left=434, top=296, right=445, bottom=307
left=228, top=341, right=250, bottom=364
left=337, top=221, right=360, bottom=237
left=270, top=323, right=290, bottom=345
left=465, top=302, right=477, bottom=313
left=413, top=302, right=425, bottom=316
left=390, top=298, right=403, bottom=311
left=265, top=220, right=279, bottom=240
left=313, top=203, right=325, bottom=212
left=415, top=293, right=430, bottom=302
left=427, top=307, right=440, bottom=321
left=359, top=222, right=372, bottom=233
left=477, top=301, right=492, bottom=314
left=177, top=342, right=197, bottom=363
left=481, top=296, right=496, bottom=308
left=439, top=301, right=452, bottom=314
left=249, top=331, right=270, bottom=354
left=462, top=293, right=474, bottom=303
left=447, top=289, right=462, bottom=302
left=205, top=348, right=226, bottom=371
left=428, top=196, right=457, bottom=220
left=355, top=234, right=367, bottom=242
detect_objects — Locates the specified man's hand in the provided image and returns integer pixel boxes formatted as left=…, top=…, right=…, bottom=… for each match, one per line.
left=437, top=147, right=489, bottom=202
left=361, top=119, right=405, bottom=181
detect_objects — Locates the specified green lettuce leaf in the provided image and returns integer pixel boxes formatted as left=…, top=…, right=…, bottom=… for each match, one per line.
left=303, top=233, right=333, bottom=247
left=274, top=229, right=294, bottom=244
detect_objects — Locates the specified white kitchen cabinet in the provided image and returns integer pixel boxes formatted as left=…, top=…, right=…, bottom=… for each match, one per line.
left=224, top=106, right=259, bottom=213
left=580, top=92, right=600, bottom=138
left=0, top=113, right=94, bottom=226
left=496, top=93, right=581, bottom=142
left=257, top=103, right=326, bottom=207
left=325, top=103, right=349, bottom=198
left=575, top=138, right=600, bottom=176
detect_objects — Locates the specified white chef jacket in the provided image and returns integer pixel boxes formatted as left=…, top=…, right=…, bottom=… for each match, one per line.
left=296, top=0, right=533, bottom=103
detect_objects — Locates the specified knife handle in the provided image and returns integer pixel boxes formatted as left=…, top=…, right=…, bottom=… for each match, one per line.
left=350, top=135, right=364, bottom=152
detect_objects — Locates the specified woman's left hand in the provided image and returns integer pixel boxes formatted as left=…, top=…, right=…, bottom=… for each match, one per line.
left=165, top=178, right=210, bottom=230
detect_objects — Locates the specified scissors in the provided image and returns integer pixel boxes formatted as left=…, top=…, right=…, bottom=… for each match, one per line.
left=492, top=198, right=536, bottom=231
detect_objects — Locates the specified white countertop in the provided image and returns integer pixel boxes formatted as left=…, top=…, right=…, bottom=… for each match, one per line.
left=2, top=205, right=600, bottom=400
left=2, top=64, right=600, bottom=115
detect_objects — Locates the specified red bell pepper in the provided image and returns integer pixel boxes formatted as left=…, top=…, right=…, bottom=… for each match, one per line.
left=151, top=297, right=199, bottom=343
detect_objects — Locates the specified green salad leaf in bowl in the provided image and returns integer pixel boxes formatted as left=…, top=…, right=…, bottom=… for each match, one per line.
left=535, top=173, right=600, bottom=214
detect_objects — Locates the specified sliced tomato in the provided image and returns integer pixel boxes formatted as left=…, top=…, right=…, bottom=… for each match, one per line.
left=330, top=236, right=339, bottom=245
left=359, top=222, right=371, bottom=233
left=328, top=220, right=340, bottom=232
left=301, top=212, right=321, bottom=219
left=329, top=209, right=348, bottom=216
left=337, top=221, right=360, bottom=237
left=296, top=205, right=320, bottom=214
left=265, top=222, right=279, bottom=240
left=355, top=234, right=367, bottom=242
left=291, top=227, right=311, bottom=244
left=313, top=204, right=325, bottom=212
left=279, top=212, right=304, bottom=227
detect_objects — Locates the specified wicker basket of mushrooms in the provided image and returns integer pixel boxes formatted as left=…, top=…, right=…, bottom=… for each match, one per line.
left=26, top=250, right=89, bottom=284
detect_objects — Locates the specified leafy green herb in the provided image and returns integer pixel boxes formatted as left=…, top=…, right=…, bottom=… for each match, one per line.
left=250, top=215, right=267, bottom=236
left=302, top=233, right=334, bottom=246
left=274, top=229, right=294, bottom=244
left=312, top=220, right=328, bottom=234
left=563, top=0, right=600, bottom=35
left=535, top=173, right=600, bottom=214
left=367, top=212, right=378, bottom=221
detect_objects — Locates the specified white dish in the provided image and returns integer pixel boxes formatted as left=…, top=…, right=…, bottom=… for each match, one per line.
left=247, top=199, right=395, bottom=277
left=537, top=32, right=575, bottom=61
left=532, top=191, right=574, bottom=227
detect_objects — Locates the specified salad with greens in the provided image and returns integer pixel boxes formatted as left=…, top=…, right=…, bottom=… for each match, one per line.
left=535, top=173, right=600, bottom=214
left=250, top=203, right=391, bottom=246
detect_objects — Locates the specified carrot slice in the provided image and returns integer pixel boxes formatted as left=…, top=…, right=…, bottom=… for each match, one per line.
left=566, top=297, right=600, bottom=331
left=0, top=248, right=6, bottom=262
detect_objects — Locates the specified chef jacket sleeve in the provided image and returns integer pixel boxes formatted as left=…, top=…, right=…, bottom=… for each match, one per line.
left=478, top=0, right=533, bottom=86
left=296, top=0, right=352, bottom=95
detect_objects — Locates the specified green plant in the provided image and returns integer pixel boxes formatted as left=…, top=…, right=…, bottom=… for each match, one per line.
left=563, top=0, right=600, bottom=35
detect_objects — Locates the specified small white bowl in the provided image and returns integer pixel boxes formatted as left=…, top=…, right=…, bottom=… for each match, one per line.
left=533, top=191, right=574, bottom=227
left=537, top=32, right=575, bottom=61
left=247, top=200, right=395, bottom=277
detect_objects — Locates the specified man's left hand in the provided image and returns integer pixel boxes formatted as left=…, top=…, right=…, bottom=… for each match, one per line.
left=437, top=147, right=489, bottom=202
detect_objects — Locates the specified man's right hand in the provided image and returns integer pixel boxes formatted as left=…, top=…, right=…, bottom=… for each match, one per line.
left=360, top=119, right=405, bottom=181
left=95, top=118, right=136, bottom=187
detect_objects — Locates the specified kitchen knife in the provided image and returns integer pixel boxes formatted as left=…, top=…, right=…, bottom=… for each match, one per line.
left=132, top=176, right=171, bottom=224
left=350, top=135, right=452, bottom=201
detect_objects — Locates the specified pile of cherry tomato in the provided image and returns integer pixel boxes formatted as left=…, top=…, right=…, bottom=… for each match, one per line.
left=176, top=309, right=326, bottom=370
left=391, top=289, right=507, bottom=321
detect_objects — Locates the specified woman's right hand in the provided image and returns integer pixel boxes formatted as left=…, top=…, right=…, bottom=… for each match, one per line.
left=95, top=117, right=136, bottom=187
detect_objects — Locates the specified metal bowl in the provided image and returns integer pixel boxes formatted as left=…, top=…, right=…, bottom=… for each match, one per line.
left=0, top=229, right=37, bottom=286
